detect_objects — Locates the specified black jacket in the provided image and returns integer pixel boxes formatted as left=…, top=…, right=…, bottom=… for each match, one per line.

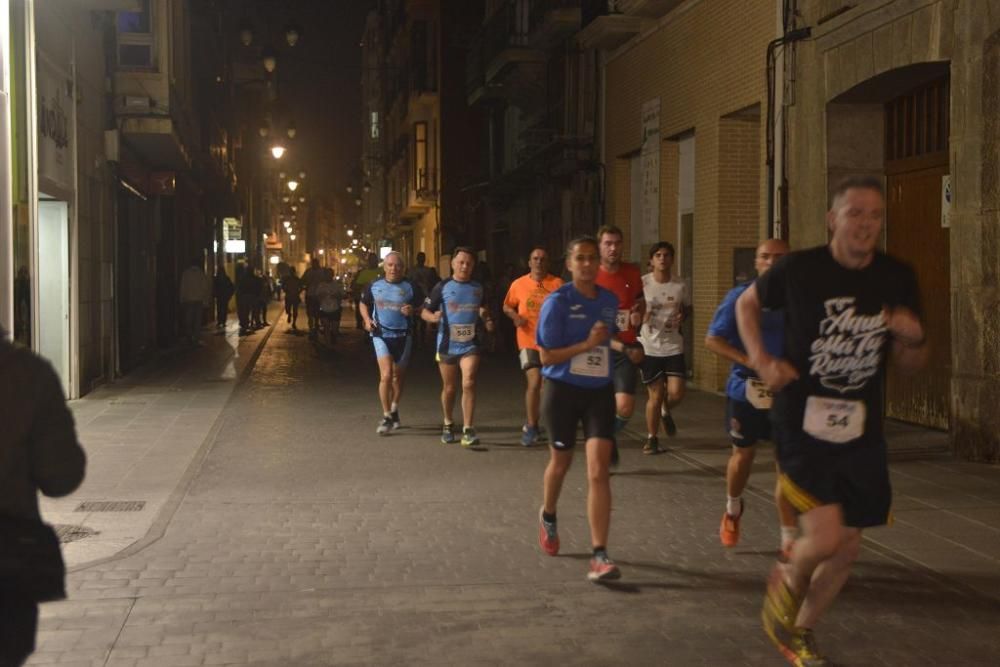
left=0, top=338, right=86, bottom=520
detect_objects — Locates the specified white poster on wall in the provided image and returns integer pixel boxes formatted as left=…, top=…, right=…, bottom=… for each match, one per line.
left=640, top=98, right=661, bottom=246
left=37, top=56, right=74, bottom=193
left=941, top=174, right=951, bottom=228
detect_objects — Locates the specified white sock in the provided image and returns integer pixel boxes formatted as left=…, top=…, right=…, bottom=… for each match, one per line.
left=726, top=496, right=742, bottom=517
left=781, top=526, right=798, bottom=547
left=390, top=402, right=398, bottom=413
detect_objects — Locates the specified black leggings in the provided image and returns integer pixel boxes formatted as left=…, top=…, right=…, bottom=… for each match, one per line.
left=0, top=593, right=37, bottom=666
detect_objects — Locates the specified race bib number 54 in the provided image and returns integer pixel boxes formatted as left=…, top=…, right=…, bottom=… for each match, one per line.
left=570, top=346, right=609, bottom=377
left=802, top=396, right=866, bottom=444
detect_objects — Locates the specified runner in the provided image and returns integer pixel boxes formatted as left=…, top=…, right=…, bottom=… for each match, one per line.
left=706, top=238, right=798, bottom=554
left=737, top=177, right=928, bottom=666
left=536, top=236, right=643, bottom=582
left=638, top=242, right=691, bottom=454
left=595, top=224, right=645, bottom=464
left=360, top=252, right=423, bottom=435
left=421, top=247, right=495, bottom=447
left=502, top=246, right=563, bottom=446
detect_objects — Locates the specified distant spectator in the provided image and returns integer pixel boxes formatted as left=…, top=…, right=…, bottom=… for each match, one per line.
left=179, top=257, right=211, bottom=346
left=212, top=264, right=234, bottom=329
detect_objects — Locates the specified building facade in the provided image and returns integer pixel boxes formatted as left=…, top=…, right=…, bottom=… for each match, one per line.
left=590, top=0, right=777, bottom=392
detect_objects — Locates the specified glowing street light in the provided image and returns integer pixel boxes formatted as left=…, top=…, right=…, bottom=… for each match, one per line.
left=270, top=144, right=286, bottom=159
left=290, top=233, right=296, bottom=241
left=346, top=229, right=354, bottom=237
left=287, top=180, right=299, bottom=192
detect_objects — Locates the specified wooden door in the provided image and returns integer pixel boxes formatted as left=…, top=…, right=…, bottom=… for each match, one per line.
left=885, top=166, right=950, bottom=429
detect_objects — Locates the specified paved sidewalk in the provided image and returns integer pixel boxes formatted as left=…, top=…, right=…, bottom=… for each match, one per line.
left=28, top=316, right=1000, bottom=666
left=43, top=305, right=280, bottom=568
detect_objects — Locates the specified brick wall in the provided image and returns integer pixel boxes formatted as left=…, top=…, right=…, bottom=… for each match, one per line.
left=603, top=0, right=776, bottom=391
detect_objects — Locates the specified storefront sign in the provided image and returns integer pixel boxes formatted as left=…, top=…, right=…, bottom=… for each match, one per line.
left=941, top=175, right=951, bottom=228
left=223, top=217, right=242, bottom=241
left=640, top=98, right=661, bottom=244
left=37, top=57, right=73, bottom=192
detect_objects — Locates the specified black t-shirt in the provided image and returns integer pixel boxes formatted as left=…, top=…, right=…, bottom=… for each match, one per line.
left=756, top=246, right=921, bottom=446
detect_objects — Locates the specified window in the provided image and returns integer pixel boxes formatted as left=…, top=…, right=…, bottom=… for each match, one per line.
left=117, top=0, right=154, bottom=70
left=413, top=122, right=428, bottom=190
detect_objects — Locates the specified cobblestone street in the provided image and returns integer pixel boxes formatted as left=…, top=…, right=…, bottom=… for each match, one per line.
left=29, top=316, right=1000, bottom=666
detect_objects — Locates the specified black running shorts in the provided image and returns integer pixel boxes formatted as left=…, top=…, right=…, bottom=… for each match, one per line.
left=542, top=378, right=615, bottom=450
left=726, top=398, right=771, bottom=448
left=611, top=349, right=639, bottom=395
left=775, top=424, right=891, bottom=528
left=640, top=353, right=686, bottom=384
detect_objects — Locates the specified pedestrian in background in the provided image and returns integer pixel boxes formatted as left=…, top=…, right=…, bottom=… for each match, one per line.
left=235, top=263, right=257, bottom=336
left=283, top=267, right=303, bottom=331
left=0, top=327, right=87, bottom=666
left=212, top=263, right=234, bottom=329
left=179, top=257, right=211, bottom=346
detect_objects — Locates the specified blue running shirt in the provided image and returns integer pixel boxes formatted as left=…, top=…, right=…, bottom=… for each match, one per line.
left=706, top=282, right=784, bottom=402
left=536, top=283, right=619, bottom=389
left=424, top=278, right=485, bottom=355
left=362, top=278, right=423, bottom=338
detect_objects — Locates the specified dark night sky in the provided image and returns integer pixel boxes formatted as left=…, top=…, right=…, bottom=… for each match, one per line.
left=250, top=0, right=375, bottom=203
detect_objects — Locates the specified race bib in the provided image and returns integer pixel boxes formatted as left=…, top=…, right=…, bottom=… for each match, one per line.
left=802, top=396, right=866, bottom=444
left=570, top=346, right=609, bottom=378
left=450, top=323, right=476, bottom=343
left=616, top=309, right=629, bottom=331
left=745, top=378, right=773, bottom=410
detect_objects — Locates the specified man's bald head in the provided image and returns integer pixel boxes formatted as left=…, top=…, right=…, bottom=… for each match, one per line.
left=755, top=238, right=789, bottom=277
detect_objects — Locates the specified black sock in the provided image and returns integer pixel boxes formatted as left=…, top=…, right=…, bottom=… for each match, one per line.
left=542, top=511, right=557, bottom=524
left=592, top=546, right=607, bottom=557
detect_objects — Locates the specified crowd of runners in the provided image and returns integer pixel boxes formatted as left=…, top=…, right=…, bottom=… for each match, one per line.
left=356, top=176, right=928, bottom=667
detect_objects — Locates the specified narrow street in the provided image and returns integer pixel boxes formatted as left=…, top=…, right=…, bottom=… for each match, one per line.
left=29, top=313, right=1000, bottom=666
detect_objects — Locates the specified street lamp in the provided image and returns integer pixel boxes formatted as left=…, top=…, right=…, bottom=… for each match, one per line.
left=287, top=180, right=299, bottom=192
left=270, top=144, right=286, bottom=159
left=346, top=229, right=354, bottom=237
left=290, top=234, right=296, bottom=240
left=262, top=46, right=277, bottom=73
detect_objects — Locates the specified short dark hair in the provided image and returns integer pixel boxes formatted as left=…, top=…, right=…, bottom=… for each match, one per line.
left=528, top=246, right=548, bottom=258
left=452, top=246, right=477, bottom=262
left=566, top=235, right=598, bottom=256
left=415, top=252, right=427, bottom=265
left=648, top=241, right=675, bottom=259
left=830, top=175, right=885, bottom=207
left=596, top=224, right=623, bottom=241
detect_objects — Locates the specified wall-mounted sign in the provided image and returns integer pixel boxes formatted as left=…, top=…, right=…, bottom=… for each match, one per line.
left=941, top=175, right=951, bottom=228
left=223, top=217, right=242, bottom=241
left=37, top=56, right=73, bottom=192
left=224, top=239, right=246, bottom=254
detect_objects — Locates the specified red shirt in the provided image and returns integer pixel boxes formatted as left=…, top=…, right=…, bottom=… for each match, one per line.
left=596, top=262, right=644, bottom=344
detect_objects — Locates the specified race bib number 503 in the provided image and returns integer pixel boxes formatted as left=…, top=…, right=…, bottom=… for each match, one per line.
left=450, top=323, right=475, bottom=343
left=802, top=396, right=866, bottom=444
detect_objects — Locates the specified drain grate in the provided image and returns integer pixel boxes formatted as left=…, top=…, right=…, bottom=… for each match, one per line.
left=75, top=500, right=146, bottom=512
left=54, top=524, right=99, bottom=544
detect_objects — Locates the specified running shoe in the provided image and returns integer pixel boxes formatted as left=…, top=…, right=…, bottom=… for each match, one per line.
left=521, top=424, right=540, bottom=447
left=609, top=439, right=620, bottom=467
left=642, top=436, right=660, bottom=455
left=762, top=564, right=804, bottom=658
left=662, top=410, right=677, bottom=437
left=390, top=411, right=401, bottom=430
left=376, top=416, right=393, bottom=436
left=587, top=552, right=621, bottom=582
left=768, top=626, right=828, bottom=667
left=720, top=499, right=744, bottom=547
left=460, top=426, right=480, bottom=447
left=538, top=507, right=559, bottom=556
left=440, top=423, right=458, bottom=444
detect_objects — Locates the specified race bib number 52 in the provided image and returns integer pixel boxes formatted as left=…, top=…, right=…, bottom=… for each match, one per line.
left=802, top=396, right=866, bottom=444
left=570, top=346, right=609, bottom=377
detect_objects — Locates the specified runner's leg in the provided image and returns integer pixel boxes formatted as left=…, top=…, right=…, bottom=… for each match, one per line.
left=376, top=354, right=394, bottom=415
left=438, top=361, right=459, bottom=424
left=525, top=366, right=541, bottom=427
left=459, top=353, right=481, bottom=428
left=644, top=376, right=665, bottom=436
left=795, top=523, right=862, bottom=628
left=585, top=437, right=613, bottom=548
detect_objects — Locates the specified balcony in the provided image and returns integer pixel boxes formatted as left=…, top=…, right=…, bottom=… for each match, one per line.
left=479, top=2, right=547, bottom=107
left=402, top=168, right=437, bottom=219
left=577, top=0, right=645, bottom=50
left=616, top=0, right=685, bottom=18
left=115, top=74, right=193, bottom=170
left=528, top=0, right=582, bottom=49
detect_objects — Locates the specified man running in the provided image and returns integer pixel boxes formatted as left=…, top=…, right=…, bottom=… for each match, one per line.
left=595, top=225, right=645, bottom=463
left=706, top=238, right=798, bottom=554
left=360, top=252, right=423, bottom=435
left=502, top=246, right=563, bottom=446
left=536, top=236, right=643, bottom=582
left=737, top=177, right=928, bottom=666
left=638, top=242, right=691, bottom=454
left=421, top=247, right=495, bottom=447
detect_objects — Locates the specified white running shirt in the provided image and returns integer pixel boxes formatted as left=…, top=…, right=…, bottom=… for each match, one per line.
left=639, top=274, right=690, bottom=357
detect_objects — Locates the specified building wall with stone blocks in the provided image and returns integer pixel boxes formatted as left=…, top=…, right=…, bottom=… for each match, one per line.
left=785, top=0, right=1000, bottom=461
left=602, top=0, right=777, bottom=391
